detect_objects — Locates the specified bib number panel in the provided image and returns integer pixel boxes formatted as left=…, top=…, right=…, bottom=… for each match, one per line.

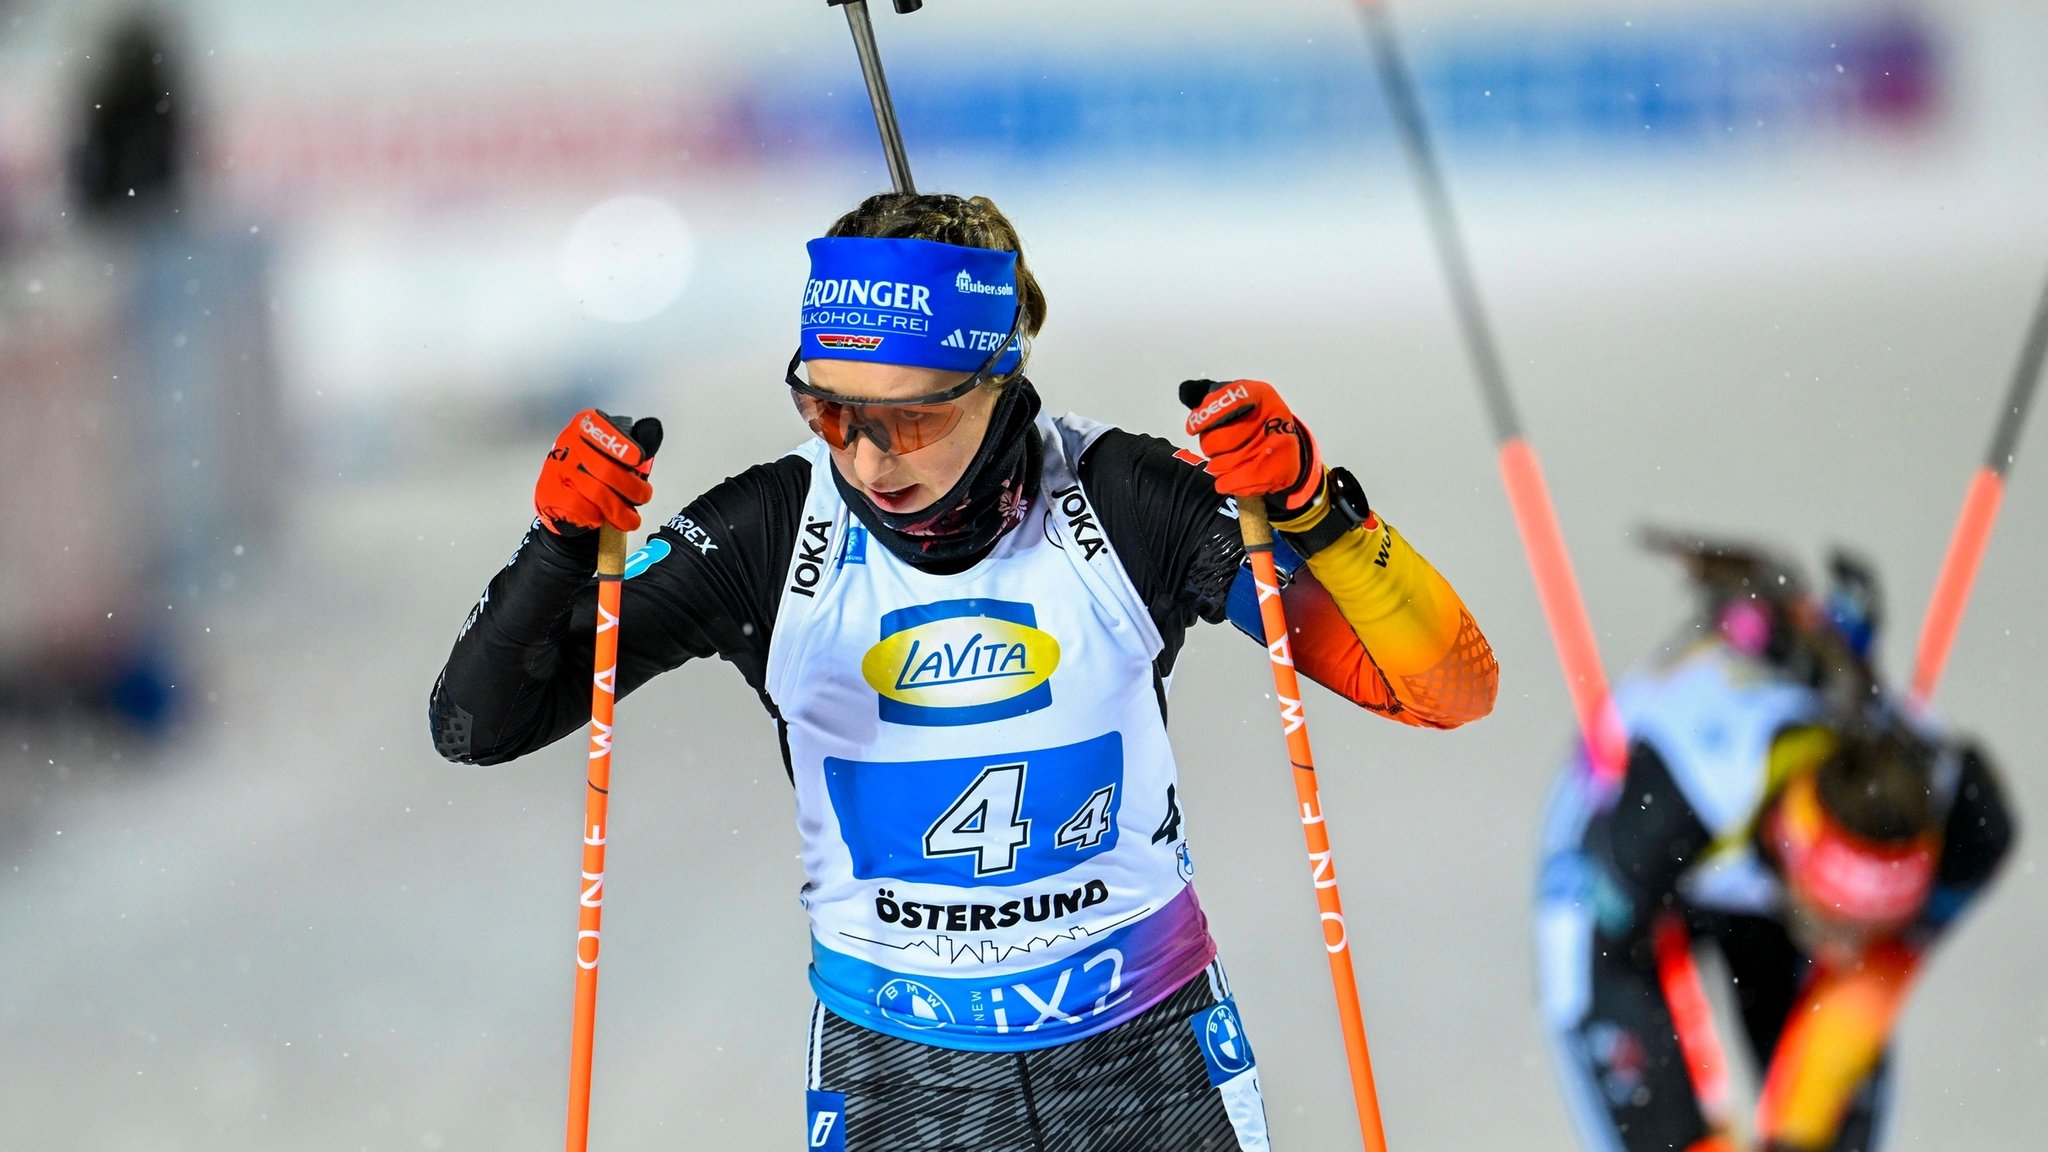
left=824, top=733, right=1125, bottom=887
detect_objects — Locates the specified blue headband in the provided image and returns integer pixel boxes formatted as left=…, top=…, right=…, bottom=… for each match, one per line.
left=800, top=237, right=1023, bottom=376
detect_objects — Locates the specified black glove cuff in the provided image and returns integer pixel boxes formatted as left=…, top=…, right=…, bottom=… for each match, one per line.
left=1276, top=466, right=1371, bottom=558
left=533, top=516, right=603, bottom=559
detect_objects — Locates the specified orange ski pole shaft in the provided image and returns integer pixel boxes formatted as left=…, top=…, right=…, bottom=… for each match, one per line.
left=1496, top=440, right=1629, bottom=780
left=1238, top=501, right=1390, bottom=1152
left=1502, top=436, right=1751, bottom=1130
left=1653, top=911, right=1735, bottom=1126
left=566, top=526, right=628, bottom=1152
left=1911, top=269, right=2048, bottom=703
left=1503, top=439, right=1733, bottom=1129
left=1911, top=469, right=2003, bottom=704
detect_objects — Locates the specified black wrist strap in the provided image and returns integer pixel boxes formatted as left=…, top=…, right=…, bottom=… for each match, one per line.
left=1278, top=466, right=1371, bottom=558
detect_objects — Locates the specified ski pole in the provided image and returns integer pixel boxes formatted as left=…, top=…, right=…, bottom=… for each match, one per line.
left=1351, top=0, right=1627, bottom=778
left=565, top=525, right=629, bottom=1152
left=1910, top=269, right=2048, bottom=703
left=829, top=0, right=921, bottom=195
left=1237, top=501, right=1390, bottom=1152
left=1344, top=0, right=1735, bottom=1132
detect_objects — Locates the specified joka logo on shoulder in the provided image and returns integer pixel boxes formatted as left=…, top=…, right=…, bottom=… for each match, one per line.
left=861, top=598, right=1059, bottom=727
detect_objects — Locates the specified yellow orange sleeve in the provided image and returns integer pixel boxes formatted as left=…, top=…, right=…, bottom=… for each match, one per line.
left=1755, top=943, right=1919, bottom=1150
left=1277, top=511, right=1498, bottom=728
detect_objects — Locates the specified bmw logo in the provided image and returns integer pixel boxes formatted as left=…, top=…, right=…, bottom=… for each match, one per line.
left=1205, top=1005, right=1251, bottom=1073
left=877, top=979, right=955, bottom=1029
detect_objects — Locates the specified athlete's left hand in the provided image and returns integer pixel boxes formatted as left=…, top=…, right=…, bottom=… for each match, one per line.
left=1179, top=378, right=1325, bottom=517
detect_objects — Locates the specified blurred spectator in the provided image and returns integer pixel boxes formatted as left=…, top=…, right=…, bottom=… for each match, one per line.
left=0, top=10, right=279, bottom=735
left=71, top=11, right=186, bottom=224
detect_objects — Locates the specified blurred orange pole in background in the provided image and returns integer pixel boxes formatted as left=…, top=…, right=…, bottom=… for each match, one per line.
left=1237, top=502, right=1390, bottom=1152
left=565, top=526, right=629, bottom=1152
left=1912, top=470, right=2002, bottom=703
left=1911, top=271, right=2047, bottom=703
left=1496, top=440, right=1629, bottom=778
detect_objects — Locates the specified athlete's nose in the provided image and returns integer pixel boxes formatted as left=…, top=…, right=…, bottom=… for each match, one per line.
left=849, top=433, right=901, bottom=489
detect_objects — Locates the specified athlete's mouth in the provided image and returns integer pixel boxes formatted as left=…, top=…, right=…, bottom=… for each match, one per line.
left=866, top=483, right=920, bottom=512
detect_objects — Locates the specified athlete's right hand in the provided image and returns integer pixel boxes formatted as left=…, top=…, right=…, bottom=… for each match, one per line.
left=534, top=409, right=664, bottom=535
left=1178, top=378, right=1326, bottom=517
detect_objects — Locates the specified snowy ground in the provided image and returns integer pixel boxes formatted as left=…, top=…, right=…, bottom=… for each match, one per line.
left=4, top=147, right=2048, bottom=1151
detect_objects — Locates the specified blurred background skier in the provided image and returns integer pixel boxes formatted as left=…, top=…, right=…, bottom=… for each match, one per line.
left=1534, top=532, right=2015, bottom=1152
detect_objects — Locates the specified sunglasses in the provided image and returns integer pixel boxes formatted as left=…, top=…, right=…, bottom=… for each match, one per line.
left=787, top=312, right=1022, bottom=455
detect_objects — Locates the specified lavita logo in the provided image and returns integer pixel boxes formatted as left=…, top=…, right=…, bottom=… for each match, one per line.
left=860, top=598, right=1060, bottom=726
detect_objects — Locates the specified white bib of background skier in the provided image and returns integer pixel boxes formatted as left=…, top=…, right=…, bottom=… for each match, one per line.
left=767, top=412, right=1216, bottom=1050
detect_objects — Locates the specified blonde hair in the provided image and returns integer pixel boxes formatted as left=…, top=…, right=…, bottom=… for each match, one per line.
left=824, top=192, right=1047, bottom=385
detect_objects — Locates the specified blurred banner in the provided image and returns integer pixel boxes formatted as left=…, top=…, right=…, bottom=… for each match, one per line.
left=755, top=11, right=1940, bottom=168
left=0, top=7, right=1949, bottom=215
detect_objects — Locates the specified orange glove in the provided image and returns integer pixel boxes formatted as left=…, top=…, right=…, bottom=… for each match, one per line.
left=533, top=409, right=663, bottom=534
left=1179, top=378, right=1326, bottom=516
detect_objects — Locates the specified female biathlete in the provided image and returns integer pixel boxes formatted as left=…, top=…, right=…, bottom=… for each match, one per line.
left=1535, top=535, right=2015, bottom=1152
left=431, top=192, right=1498, bottom=1151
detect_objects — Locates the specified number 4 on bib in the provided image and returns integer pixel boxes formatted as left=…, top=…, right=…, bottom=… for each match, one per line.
left=923, top=766, right=1123, bottom=875
left=1056, top=785, right=1116, bottom=851
left=924, top=764, right=1032, bottom=876
left=1151, top=784, right=1183, bottom=845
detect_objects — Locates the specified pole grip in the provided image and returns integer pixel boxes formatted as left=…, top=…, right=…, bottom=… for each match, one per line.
left=596, top=526, right=629, bottom=579
left=1236, top=498, right=1275, bottom=549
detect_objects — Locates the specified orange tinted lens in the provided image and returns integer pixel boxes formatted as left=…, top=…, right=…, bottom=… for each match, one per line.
left=792, top=392, right=856, bottom=450
left=791, top=392, right=964, bottom=454
left=873, top=403, right=965, bottom=453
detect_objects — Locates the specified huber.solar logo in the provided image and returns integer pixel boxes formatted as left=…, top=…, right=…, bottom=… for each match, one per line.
left=954, top=269, right=1014, bottom=296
